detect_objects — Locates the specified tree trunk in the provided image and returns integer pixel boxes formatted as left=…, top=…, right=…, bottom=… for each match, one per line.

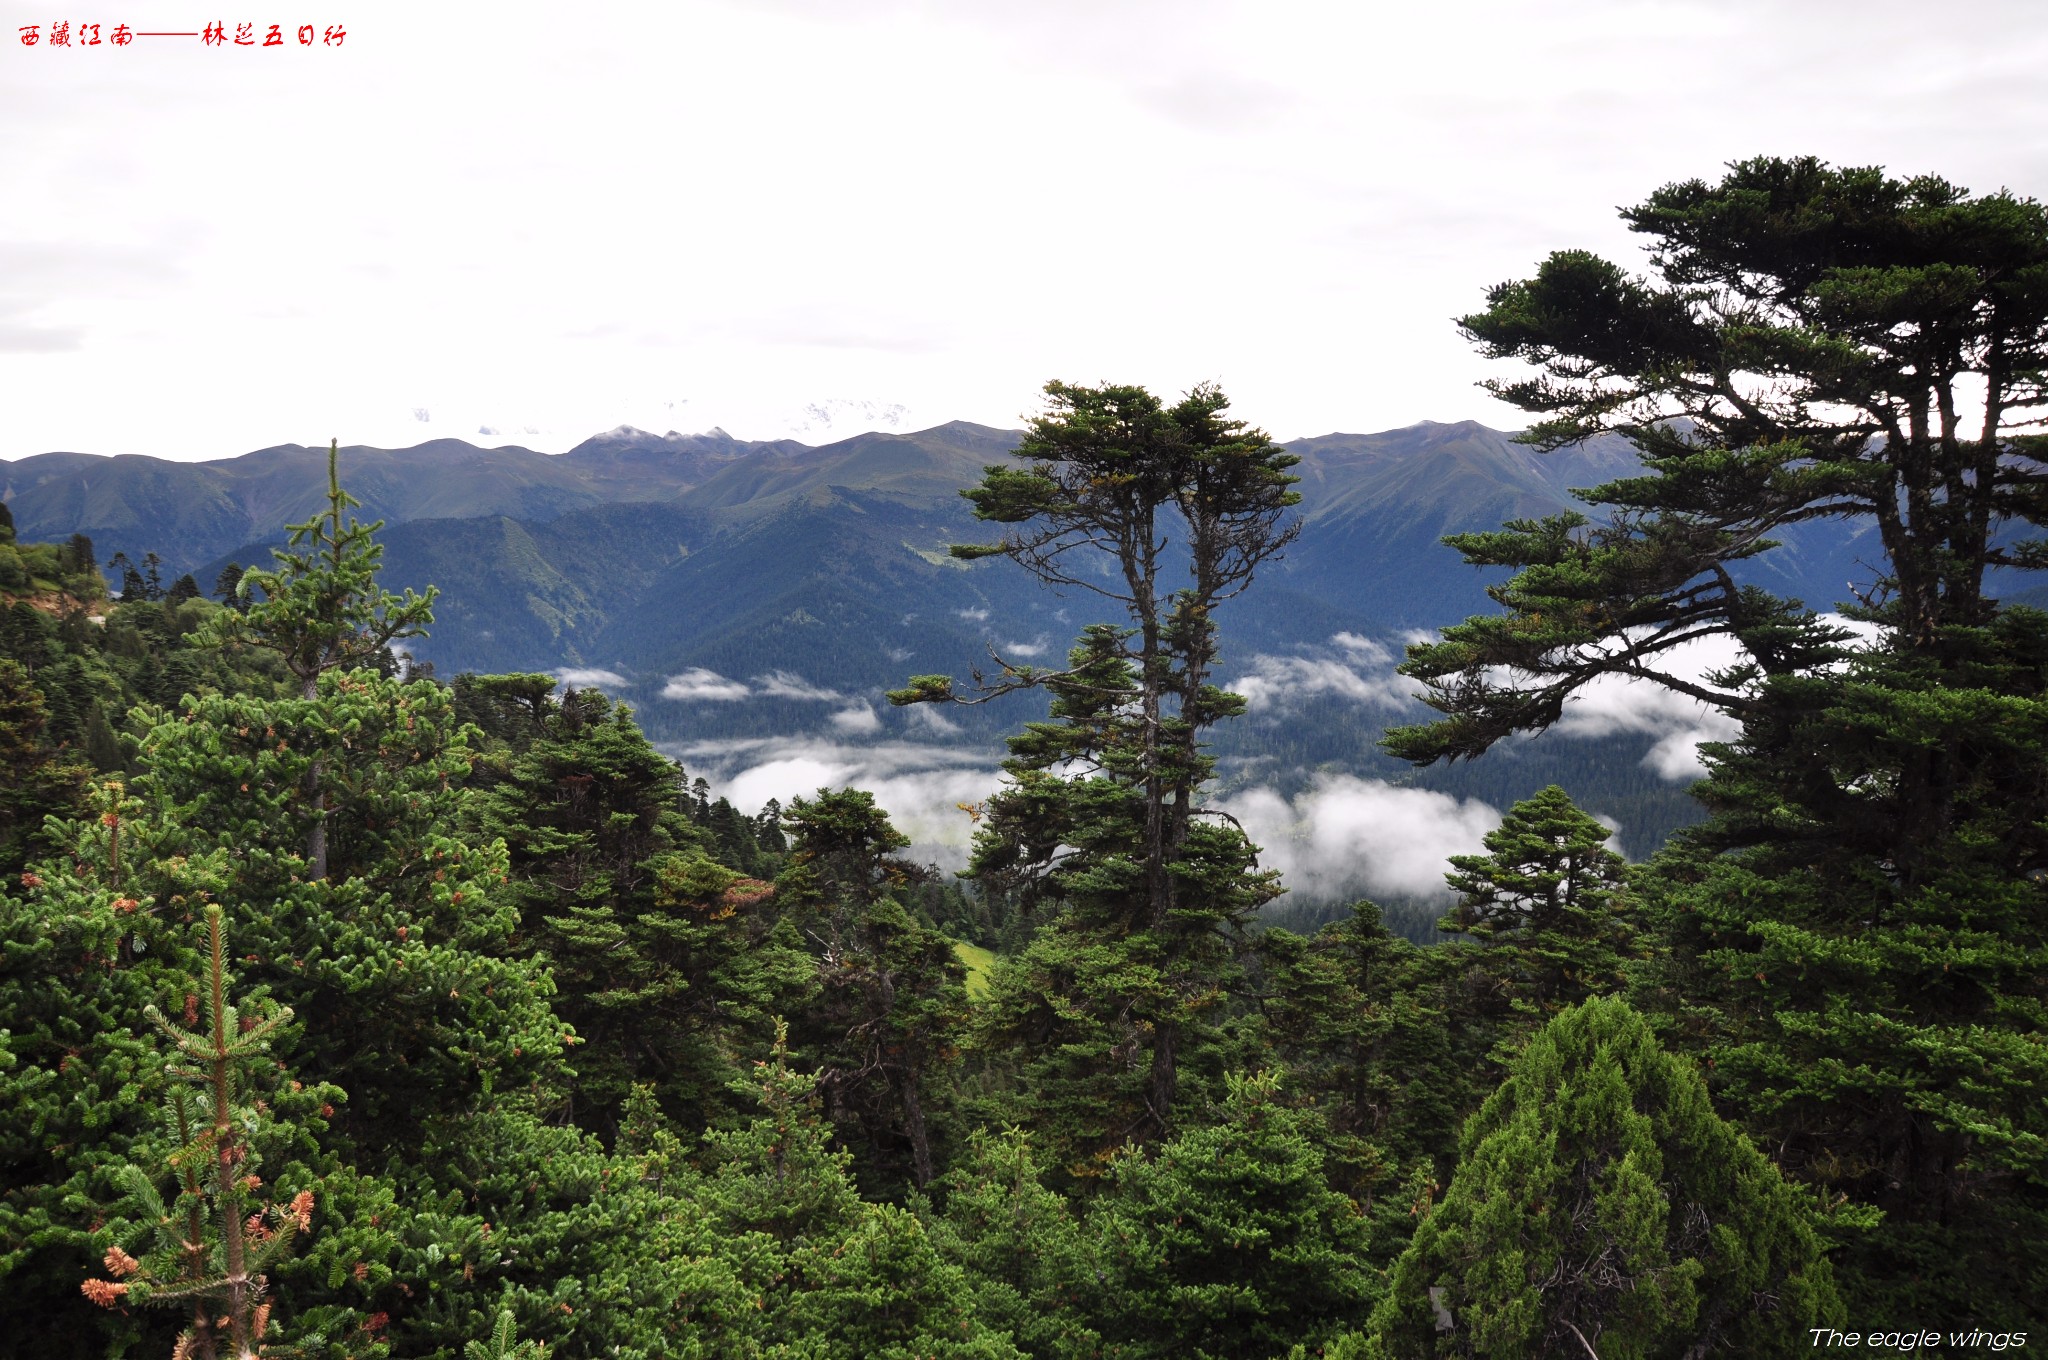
left=302, top=672, right=328, bottom=880
left=898, top=1065, right=935, bottom=1189
left=1144, top=1017, right=1178, bottom=1141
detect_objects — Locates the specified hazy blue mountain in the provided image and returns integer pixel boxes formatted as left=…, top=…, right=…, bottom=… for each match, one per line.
left=0, top=426, right=783, bottom=579
left=15, top=415, right=1893, bottom=862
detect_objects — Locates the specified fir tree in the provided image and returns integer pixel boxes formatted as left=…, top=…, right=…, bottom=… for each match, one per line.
left=1437, top=786, right=1636, bottom=1081
left=212, top=561, right=246, bottom=610
left=80, top=905, right=323, bottom=1358
left=472, top=686, right=811, bottom=1133
left=696, top=1026, right=1024, bottom=1359
left=209, top=439, right=436, bottom=879
left=892, top=381, right=1299, bottom=1139
left=1387, top=157, right=2048, bottom=1312
left=929, top=1127, right=1098, bottom=1360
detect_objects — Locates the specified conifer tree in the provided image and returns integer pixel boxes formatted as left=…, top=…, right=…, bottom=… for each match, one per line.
left=1256, top=904, right=1467, bottom=1182
left=892, top=381, right=1299, bottom=1140
left=1358, top=998, right=1840, bottom=1359
left=472, top=686, right=811, bottom=1132
left=1437, top=786, right=1635, bottom=1077
left=0, top=659, right=85, bottom=873
left=134, top=672, right=564, bottom=1157
left=211, top=439, right=435, bottom=879
left=1388, top=157, right=2048, bottom=1311
left=1085, top=1070, right=1378, bottom=1360
left=696, top=1026, right=1023, bottom=1359
left=212, top=562, right=246, bottom=610
left=780, top=788, right=969, bottom=1190
left=80, top=905, right=323, bottom=1359
left=929, top=1127, right=1098, bottom=1360
left=0, top=783, right=353, bottom=1356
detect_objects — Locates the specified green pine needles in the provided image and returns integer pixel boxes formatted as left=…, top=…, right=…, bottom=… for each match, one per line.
left=1359, top=998, right=1841, bottom=1359
left=83, top=905, right=317, bottom=1359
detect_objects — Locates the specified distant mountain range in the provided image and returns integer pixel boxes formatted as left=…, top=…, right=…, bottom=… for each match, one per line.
left=0, top=417, right=1885, bottom=655
left=0, top=418, right=1896, bottom=857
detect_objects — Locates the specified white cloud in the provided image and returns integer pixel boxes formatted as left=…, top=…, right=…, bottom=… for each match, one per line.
left=8, top=3, right=2047, bottom=459
left=673, top=735, right=1002, bottom=871
left=755, top=670, right=843, bottom=702
left=907, top=705, right=962, bottom=735
left=660, top=668, right=752, bottom=702
left=829, top=703, right=883, bottom=734
left=554, top=667, right=627, bottom=689
left=1229, top=636, right=1416, bottom=712
left=954, top=607, right=991, bottom=622
left=1215, top=776, right=1501, bottom=902
left=1537, top=631, right=1749, bottom=782
left=1331, top=632, right=1392, bottom=664
left=1002, top=640, right=1048, bottom=657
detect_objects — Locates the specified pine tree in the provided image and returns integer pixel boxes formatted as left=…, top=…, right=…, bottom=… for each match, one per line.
left=892, top=381, right=1299, bottom=1139
left=1385, top=157, right=2048, bottom=1313
left=1358, top=998, right=1839, bottom=1359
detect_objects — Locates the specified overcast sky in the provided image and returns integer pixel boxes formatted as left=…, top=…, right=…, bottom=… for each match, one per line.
left=6, top=0, right=2047, bottom=460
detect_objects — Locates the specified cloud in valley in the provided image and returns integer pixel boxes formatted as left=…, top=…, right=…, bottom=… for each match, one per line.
left=554, top=667, right=629, bottom=689
left=657, top=668, right=853, bottom=704
left=675, top=737, right=1002, bottom=871
left=1228, top=633, right=1416, bottom=712
left=661, top=668, right=752, bottom=702
left=756, top=670, right=845, bottom=702
left=1545, top=632, right=1749, bottom=781
left=1216, top=776, right=1502, bottom=902
left=830, top=704, right=884, bottom=734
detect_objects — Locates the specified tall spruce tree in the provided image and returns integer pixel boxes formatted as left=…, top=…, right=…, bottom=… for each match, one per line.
left=211, top=439, right=435, bottom=879
left=1387, top=157, right=2048, bottom=1314
left=893, top=381, right=1299, bottom=1144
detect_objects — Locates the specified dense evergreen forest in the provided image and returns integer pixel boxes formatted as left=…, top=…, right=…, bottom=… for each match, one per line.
left=1, top=157, right=2043, bottom=1357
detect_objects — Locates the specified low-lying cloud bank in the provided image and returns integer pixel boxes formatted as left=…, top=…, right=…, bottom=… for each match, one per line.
left=554, top=667, right=629, bottom=689
left=1228, top=628, right=1796, bottom=784
left=631, top=623, right=1892, bottom=896
left=1215, top=776, right=1500, bottom=903
left=673, top=733, right=1509, bottom=903
left=671, top=736, right=1003, bottom=872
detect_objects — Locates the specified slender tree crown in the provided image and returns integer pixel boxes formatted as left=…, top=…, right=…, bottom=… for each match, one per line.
left=1389, top=156, right=2048, bottom=764
left=221, top=439, right=436, bottom=697
left=893, top=380, right=1299, bottom=1145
